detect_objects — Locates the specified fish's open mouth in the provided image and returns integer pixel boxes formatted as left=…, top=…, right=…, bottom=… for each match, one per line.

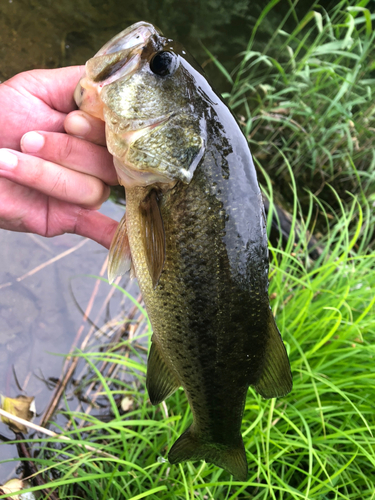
left=90, top=22, right=159, bottom=84
left=74, top=22, right=161, bottom=114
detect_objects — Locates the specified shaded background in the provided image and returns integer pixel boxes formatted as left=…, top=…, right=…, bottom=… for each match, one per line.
left=0, top=0, right=335, bottom=88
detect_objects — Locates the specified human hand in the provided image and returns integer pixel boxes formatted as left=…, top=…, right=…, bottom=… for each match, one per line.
left=0, top=66, right=119, bottom=249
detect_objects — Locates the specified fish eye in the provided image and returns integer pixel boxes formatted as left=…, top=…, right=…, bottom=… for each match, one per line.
left=150, top=51, right=177, bottom=76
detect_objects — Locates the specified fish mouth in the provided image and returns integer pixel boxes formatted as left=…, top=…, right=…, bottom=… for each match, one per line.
left=74, top=22, right=162, bottom=112
left=94, top=22, right=160, bottom=57
left=88, top=22, right=158, bottom=86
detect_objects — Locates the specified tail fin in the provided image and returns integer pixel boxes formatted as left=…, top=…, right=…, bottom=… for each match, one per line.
left=168, top=425, right=248, bottom=481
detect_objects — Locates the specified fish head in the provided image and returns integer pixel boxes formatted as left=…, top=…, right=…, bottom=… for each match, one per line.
left=75, top=21, right=207, bottom=188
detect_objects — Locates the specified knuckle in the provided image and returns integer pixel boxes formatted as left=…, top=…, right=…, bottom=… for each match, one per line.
left=50, top=170, right=67, bottom=197
left=83, top=181, right=110, bottom=209
left=56, top=135, right=74, bottom=162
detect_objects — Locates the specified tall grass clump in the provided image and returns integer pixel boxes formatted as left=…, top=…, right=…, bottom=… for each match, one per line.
left=220, top=0, right=375, bottom=217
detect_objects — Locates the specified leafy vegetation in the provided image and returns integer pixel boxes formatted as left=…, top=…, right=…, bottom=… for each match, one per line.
left=221, top=0, right=375, bottom=221
left=1, top=1, right=375, bottom=499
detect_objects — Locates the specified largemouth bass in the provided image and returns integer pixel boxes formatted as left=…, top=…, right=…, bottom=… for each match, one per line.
left=75, top=22, right=292, bottom=481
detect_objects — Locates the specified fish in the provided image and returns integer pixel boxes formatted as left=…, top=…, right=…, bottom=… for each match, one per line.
left=74, top=21, right=292, bottom=481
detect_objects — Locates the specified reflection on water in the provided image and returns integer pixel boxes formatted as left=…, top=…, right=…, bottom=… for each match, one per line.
left=0, top=0, right=256, bottom=83
left=0, top=0, right=240, bottom=83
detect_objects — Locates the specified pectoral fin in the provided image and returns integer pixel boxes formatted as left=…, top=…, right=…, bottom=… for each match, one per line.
left=255, top=309, right=292, bottom=399
left=108, top=213, right=132, bottom=284
left=146, top=341, right=180, bottom=405
left=139, top=190, right=165, bottom=288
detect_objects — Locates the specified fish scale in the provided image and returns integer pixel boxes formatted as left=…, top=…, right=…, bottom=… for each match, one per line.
left=75, top=20, right=292, bottom=481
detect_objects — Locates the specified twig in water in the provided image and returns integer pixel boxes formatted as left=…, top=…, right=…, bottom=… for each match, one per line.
left=17, top=238, right=89, bottom=282
left=78, top=293, right=143, bottom=416
left=0, top=239, right=89, bottom=290
left=41, top=255, right=110, bottom=426
left=14, top=433, right=60, bottom=500
left=60, top=274, right=125, bottom=427
left=26, top=233, right=54, bottom=254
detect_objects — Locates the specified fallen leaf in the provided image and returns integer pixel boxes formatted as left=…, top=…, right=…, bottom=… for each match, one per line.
left=121, top=396, right=133, bottom=412
left=1, top=395, right=36, bottom=433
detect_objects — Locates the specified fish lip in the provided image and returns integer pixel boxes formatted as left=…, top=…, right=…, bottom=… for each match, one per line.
left=85, top=22, right=162, bottom=87
left=85, top=45, right=142, bottom=87
left=94, top=22, right=159, bottom=57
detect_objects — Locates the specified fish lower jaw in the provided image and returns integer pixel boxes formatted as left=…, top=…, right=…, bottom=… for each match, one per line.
left=113, top=157, right=175, bottom=188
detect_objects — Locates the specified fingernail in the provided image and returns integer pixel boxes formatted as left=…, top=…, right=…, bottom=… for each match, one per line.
left=0, top=149, right=18, bottom=170
left=21, top=131, right=45, bottom=153
left=65, top=114, right=91, bottom=137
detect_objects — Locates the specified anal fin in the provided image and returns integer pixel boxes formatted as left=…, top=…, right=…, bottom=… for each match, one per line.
left=139, top=190, right=165, bottom=288
left=146, top=341, right=180, bottom=405
left=108, top=213, right=131, bottom=284
left=255, top=308, right=292, bottom=399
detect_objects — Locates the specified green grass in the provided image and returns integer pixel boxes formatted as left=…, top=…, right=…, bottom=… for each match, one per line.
left=220, top=0, right=375, bottom=220
left=2, top=1, right=375, bottom=498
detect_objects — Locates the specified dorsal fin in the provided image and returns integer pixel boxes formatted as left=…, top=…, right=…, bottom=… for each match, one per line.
left=139, top=190, right=166, bottom=288
left=108, top=213, right=132, bottom=284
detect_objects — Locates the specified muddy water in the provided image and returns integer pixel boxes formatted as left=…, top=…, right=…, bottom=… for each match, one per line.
left=0, top=0, right=327, bottom=85
left=0, top=202, right=136, bottom=481
left=0, top=0, right=260, bottom=85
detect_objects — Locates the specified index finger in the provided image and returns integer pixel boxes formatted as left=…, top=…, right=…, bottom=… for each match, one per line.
left=1, top=66, right=86, bottom=150
left=24, top=66, right=85, bottom=113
